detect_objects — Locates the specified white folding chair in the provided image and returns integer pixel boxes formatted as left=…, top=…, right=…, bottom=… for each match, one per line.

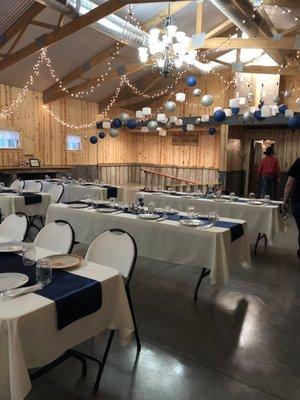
left=0, top=212, right=28, bottom=241
left=48, top=183, right=64, bottom=203
left=9, top=178, right=24, bottom=190
left=24, top=180, right=43, bottom=192
left=34, top=220, right=74, bottom=253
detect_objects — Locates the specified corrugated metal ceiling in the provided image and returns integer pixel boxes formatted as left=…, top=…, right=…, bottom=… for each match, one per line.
left=0, top=0, right=34, bottom=34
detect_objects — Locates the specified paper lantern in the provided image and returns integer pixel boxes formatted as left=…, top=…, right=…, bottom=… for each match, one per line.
left=261, top=106, right=271, bottom=118
left=224, top=109, right=232, bottom=117
left=141, top=126, right=149, bottom=132
left=285, top=109, right=294, bottom=118
left=119, top=112, right=129, bottom=122
left=157, top=113, right=167, bottom=122
left=246, top=93, right=254, bottom=101
left=170, top=116, right=177, bottom=123
left=213, top=106, right=222, bottom=113
left=102, top=121, right=111, bottom=129
left=231, top=107, right=240, bottom=115
left=287, top=115, right=300, bottom=131
left=165, top=101, right=176, bottom=112
left=98, top=131, right=105, bottom=139
left=208, top=127, right=216, bottom=136
left=109, top=128, right=119, bottom=137
left=243, top=111, right=253, bottom=123
left=238, top=97, right=246, bottom=106
left=296, top=98, right=300, bottom=107
left=126, top=119, right=137, bottom=129
left=142, top=107, right=152, bottom=115
left=201, top=95, right=213, bottom=107
left=187, top=124, right=194, bottom=131
left=176, top=93, right=186, bottom=102
left=194, top=117, right=201, bottom=125
left=175, top=118, right=183, bottom=126
left=278, top=104, right=288, bottom=114
left=111, top=118, right=122, bottom=129
left=284, top=90, right=291, bottom=99
left=193, top=88, right=201, bottom=97
left=213, top=110, right=226, bottom=122
left=254, top=110, right=264, bottom=121
left=270, top=105, right=278, bottom=116
left=229, top=98, right=239, bottom=108
left=186, top=75, right=197, bottom=87
left=165, top=121, right=172, bottom=129
left=158, top=129, right=167, bottom=136
left=136, top=110, right=144, bottom=118
left=147, top=120, right=158, bottom=131
left=89, top=136, right=98, bottom=144
left=201, top=115, right=209, bottom=122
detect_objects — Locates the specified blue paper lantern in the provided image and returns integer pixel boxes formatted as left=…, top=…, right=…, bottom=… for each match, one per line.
left=99, top=131, right=105, bottom=139
left=287, top=115, right=300, bottom=131
left=186, top=75, right=197, bottom=87
left=208, top=127, right=216, bottom=136
left=213, top=110, right=226, bottom=122
left=111, top=118, right=122, bottom=128
left=89, top=136, right=98, bottom=144
left=254, top=110, right=264, bottom=121
left=278, top=104, right=288, bottom=115
left=126, top=119, right=137, bottom=129
left=231, top=107, right=240, bottom=115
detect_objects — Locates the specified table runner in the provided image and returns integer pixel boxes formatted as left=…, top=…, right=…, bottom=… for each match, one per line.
left=0, top=253, right=102, bottom=330
left=1, top=191, right=42, bottom=205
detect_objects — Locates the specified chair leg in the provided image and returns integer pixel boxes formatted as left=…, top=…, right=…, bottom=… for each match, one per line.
left=194, top=267, right=211, bottom=301
left=68, top=350, right=88, bottom=377
left=254, top=232, right=268, bottom=255
left=126, top=288, right=141, bottom=352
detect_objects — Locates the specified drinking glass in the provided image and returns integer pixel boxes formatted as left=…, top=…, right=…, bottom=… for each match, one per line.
left=84, top=193, right=92, bottom=203
left=0, top=182, right=4, bottom=192
left=187, top=206, right=195, bottom=219
left=36, top=259, right=52, bottom=286
left=22, top=244, right=36, bottom=266
left=208, top=211, right=219, bottom=223
left=164, top=205, right=171, bottom=215
left=264, top=195, right=271, bottom=205
left=216, top=190, right=222, bottom=199
left=249, top=192, right=256, bottom=201
left=229, top=192, right=235, bottom=201
left=148, top=201, right=155, bottom=214
left=109, top=197, right=116, bottom=207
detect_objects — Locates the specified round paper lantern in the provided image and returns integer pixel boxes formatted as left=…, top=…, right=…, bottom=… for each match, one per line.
left=193, top=88, right=201, bottom=97
left=98, top=131, right=105, bottom=139
left=126, top=119, right=137, bottom=129
left=194, top=117, right=201, bottom=125
left=231, top=107, right=240, bottom=115
left=246, top=92, right=254, bottom=101
left=296, top=98, right=300, bottom=106
left=119, top=112, right=129, bottom=122
left=89, top=136, right=98, bottom=144
left=109, top=128, right=119, bottom=138
left=201, top=95, right=213, bottom=107
left=287, top=115, right=300, bottom=131
left=165, top=121, right=172, bottom=129
left=273, top=96, right=279, bottom=104
left=243, top=111, right=253, bottom=123
left=165, top=101, right=176, bottom=112
left=254, top=110, right=264, bottom=121
left=111, top=118, right=122, bottom=128
left=186, top=75, right=197, bottom=87
left=278, top=104, right=288, bottom=114
left=208, top=127, right=216, bottom=136
left=284, top=90, right=291, bottom=99
left=147, top=120, right=158, bottom=131
left=213, top=110, right=226, bottom=122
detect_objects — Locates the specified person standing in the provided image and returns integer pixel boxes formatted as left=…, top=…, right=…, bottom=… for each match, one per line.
left=258, top=147, right=280, bottom=198
left=282, top=158, right=300, bottom=258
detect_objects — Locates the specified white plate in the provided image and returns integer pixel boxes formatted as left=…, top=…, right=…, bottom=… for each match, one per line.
left=96, top=208, right=116, bottom=213
left=248, top=200, right=264, bottom=205
left=138, top=213, right=161, bottom=220
left=180, top=219, right=206, bottom=227
left=0, top=273, right=29, bottom=292
left=68, top=203, right=89, bottom=209
left=0, top=241, right=24, bottom=253
left=39, top=254, right=82, bottom=269
left=156, top=208, right=178, bottom=215
left=197, top=214, right=210, bottom=219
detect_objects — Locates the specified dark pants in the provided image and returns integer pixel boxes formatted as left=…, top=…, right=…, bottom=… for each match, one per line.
left=291, top=203, right=300, bottom=248
left=261, top=175, right=275, bottom=198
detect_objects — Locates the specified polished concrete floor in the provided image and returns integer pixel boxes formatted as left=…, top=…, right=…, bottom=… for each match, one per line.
left=26, top=201, right=300, bottom=400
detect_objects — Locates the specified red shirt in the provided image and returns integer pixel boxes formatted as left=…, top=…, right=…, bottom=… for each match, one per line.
left=258, top=155, right=280, bottom=178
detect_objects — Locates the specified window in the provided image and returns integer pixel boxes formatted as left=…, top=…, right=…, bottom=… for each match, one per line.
left=66, top=134, right=82, bottom=150
left=0, top=130, right=20, bottom=149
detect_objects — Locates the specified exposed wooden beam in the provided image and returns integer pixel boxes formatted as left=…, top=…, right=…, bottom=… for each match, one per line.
left=281, top=23, right=300, bottom=37
left=30, top=20, right=58, bottom=30
left=57, top=13, right=65, bottom=28
left=206, top=20, right=235, bottom=39
left=6, top=26, right=27, bottom=55
left=0, top=0, right=128, bottom=72
left=0, top=2, right=45, bottom=50
left=263, top=0, right=299, bottom=7
left=195, top=1, right=203, bottom=35
left=196, top=36, right=299, bottom=50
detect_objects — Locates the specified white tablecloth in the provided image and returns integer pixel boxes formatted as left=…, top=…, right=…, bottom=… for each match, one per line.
left=0, top=192, right=52, bottom=218
left=135, top=192, right=283, bottom=242
left=46, top=204, right=251, bottom=287
left=0, top=236, right=133, bottom=400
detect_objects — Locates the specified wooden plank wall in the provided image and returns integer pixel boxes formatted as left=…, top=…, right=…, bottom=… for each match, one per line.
left=279, top=74, right=300, bottom=109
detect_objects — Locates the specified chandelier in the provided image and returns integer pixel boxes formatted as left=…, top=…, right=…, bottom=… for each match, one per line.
left=138, top=4, right=197, bottom=78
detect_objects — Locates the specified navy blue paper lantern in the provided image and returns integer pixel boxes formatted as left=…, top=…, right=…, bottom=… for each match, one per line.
left=186, top=75, right=197, bottom=87
left=254, top=110, right=264, bottom=121
left=99, top=131, right=105, bottom=139
left=287, top=115, right=300, bottom=131
left=213, top=110, right=226, bottom=122
left=278, top=104, right=288, bottom=115
left=126, top=119, right=137, bottom=129
left=89, top=136, right=98, bottom=144
left=231, top=107, right=240, bottom=115
left=111, top=118, right=122, bottom=128
left=208, top=127, right=216, bottom=136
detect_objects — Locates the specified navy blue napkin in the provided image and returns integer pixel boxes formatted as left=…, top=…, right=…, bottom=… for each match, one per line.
left=103, top=185, right=118, bottom=198
left=21, top=192, right=42, bottom=205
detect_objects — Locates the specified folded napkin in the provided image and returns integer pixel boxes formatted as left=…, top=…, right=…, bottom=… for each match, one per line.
left=21, top=192, right=42, bottom=205
left=0, top=253, right=102, bottom=330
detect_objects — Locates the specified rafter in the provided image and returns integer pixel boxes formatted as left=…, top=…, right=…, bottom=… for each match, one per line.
left=263, top=0, right=299, bottom=7
left=6, top=26, right=27, bottom=55
left=206, top=20, right=235, bottom=39
left=195, top=36, right=299, bottom=50
left=30, top=20, right=58, bottom=30
left=0, top=0, right=128, bottom=72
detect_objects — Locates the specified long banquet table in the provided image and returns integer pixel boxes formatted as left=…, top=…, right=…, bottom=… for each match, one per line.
left=135, top=192, right=283, bottom=243
left=46, top=204, right=251, bottom=286
left=0, top=235, right=133, bottom=400
left=0, top=191, right=52, bottom=218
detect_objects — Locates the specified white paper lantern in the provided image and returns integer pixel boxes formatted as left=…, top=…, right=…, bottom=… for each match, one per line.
left=285, top=109, right=294, bottom=118
left=176, top=93, right=186, bottom=102
left=201, top=115, right=209, bottom=122
left=136, top=110, right=143, bottom=118
left=103, top=121, right=111, bottom=129
left=193, top=88, right=201, bottom=97
left=119, top=112, right=129, bottom=122
left=224, top=109, right=232, bottom=117
left=261, top=106, right=271, bottom=117
left=246, top=92, right=254, bottom=101
left=201, top=95, right=213, bottom=107
left=270, top=105, right=278, bottom=116
left=243, top=111, right=253, bottom=123
left=157, top=113, right=167, bottom=122
left=213, top=106, right=222, bottom=113
left=142, top=126, right=149, bottom=132
left=296, top=98, right=300, bottom=106
left=175, top=118, right=183, bottom=126
left=194, top=117, right=201, bottom=125
left=109, top=128, right=119, bottom=137
left=170, top=116, right=177, bottom=123
left=187, top=124, right=195, bottom=131
left=147, top=120, right=158, bottom=131
left=284, top=90, right=291, bottom=99
left=165, top=121, right=172, bottom=129
left=238, top=97, right=246, bottom=106
left=229, top=98, right=239, bottom=108
left=142, top=107, right=152, bottom=115
left=165, top=101, right=176, bottom=112
left=158, top=129, right=167, bottom=136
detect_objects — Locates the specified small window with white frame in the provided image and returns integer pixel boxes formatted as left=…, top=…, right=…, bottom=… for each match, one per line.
left=0, top=130, right=20, bottom=149
left=66, top=134, right=82, bottom=151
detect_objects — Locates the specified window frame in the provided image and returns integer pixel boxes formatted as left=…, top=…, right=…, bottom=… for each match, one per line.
left=66, top=134, right=83, bottom=152
left=0, top=129, right=21, bottom=150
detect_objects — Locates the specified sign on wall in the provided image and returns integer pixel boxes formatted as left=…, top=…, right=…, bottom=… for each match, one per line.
left=172, top=136, right=199, bottom=146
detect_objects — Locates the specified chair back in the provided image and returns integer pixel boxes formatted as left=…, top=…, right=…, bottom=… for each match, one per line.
left=85, top=229, right=137, bottom=283
left=48, top=183, right=64, bottom=203
left=0, top=213, right=28, bottom=241
left=9, top=179, right=24, bottom=190
left=24, top=180, right=43, bottom=192
left=34, top=220, right=74, bottom=253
